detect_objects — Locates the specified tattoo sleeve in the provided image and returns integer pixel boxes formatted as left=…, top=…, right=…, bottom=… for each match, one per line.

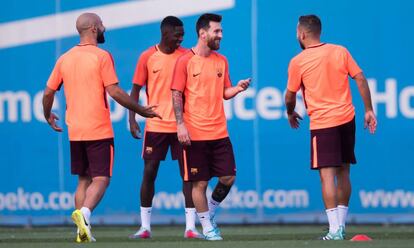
left=212, top=181, right=232, bottom=202
left=172, top=90, right=184, bottom=124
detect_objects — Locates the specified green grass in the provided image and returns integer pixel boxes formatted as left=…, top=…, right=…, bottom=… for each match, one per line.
left=1, top=225, right=413, bottom=248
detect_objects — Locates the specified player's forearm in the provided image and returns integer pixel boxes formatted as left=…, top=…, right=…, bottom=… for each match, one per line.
left=42, top=87, right=55, bottom=120
left=106, top=84, right=147, bottom=116
left=223, top=87, right=240, bottom=100
left=354, top=74, right=374, bottom=112
left=285, top=90, right=297, bottom=115
left=172, top=90, right=184, bottom=124
left=128, top=85, right=142, bottom=123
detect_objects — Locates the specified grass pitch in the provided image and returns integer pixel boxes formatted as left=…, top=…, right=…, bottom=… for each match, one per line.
left=1, top=225, right=413, bottom=248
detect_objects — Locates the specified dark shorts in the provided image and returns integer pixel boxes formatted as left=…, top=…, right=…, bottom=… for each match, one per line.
left=179, top=137, right=236, bottom=181
left=142, top=132, right=180, bottom=161
left=310, top=118, right=356, bottom=170
left=70, top=138, right=114, bottom=177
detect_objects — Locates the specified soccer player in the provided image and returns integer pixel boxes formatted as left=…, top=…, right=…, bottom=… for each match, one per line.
left=171, top=13, right=250, bottom=240
left=285, top=15, right=377, bottom=240
left=128, top=16, right=202, bottom=239
left=42, top=13, right=160, bottom=242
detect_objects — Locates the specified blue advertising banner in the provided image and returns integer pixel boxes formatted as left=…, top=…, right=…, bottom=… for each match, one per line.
left=1, top=0, right=413, bottom=225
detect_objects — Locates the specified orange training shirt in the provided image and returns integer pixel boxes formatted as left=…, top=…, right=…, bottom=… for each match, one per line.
left=132, top=45, right=186, bottom=132
left=287, top=43, right=362, bottom=130
left=46, top=44, right=119, bottom=140
left=171, top=50, right=231, bottom=140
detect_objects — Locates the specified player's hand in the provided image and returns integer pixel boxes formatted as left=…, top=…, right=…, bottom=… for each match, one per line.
left=237, top=78, right=251, bottom=92
left=364, top=110, right=377, bottom=134
left=139, top=104, right=162, bottom=119
left=47, top=112, right=63, bottom=132
left=177, top=123, right=191, bottom=146
left=287, top=111, right=302, bottom=129
left=129, top=120, right=142, bottom=139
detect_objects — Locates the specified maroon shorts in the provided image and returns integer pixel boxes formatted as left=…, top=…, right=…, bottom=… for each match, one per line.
left=70, top=138, right=114, bottom=177
left=142, top=132, right=180, bottom=161
left=179, top=137, right=236, bottom=181
left=310, top=118, right=356, bottom=170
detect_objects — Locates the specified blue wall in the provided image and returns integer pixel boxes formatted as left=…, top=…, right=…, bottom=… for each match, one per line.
left=1, top=0, right=413, bottom=225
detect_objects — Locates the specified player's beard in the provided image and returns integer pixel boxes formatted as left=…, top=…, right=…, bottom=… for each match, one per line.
left=97, top=30, right=105, bottom=44
left=207, top=37, right=220, bottom=51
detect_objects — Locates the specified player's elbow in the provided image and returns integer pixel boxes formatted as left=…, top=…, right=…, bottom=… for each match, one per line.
left=42, top=87, right=56, bottom=108
left=43, top=86, right=55, bottom=98
left=106, top=84, right=121, bottom=99
left=353, top=72, right=369, bottom=89
left=223, top=88, right=234, bottom=100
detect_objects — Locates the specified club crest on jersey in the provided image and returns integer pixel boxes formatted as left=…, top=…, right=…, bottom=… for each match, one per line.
left=191, top=168, right=198, bottom=175
left=217, top=68, right=223, bottom=78
left=145, top=146, right=153, bottom=154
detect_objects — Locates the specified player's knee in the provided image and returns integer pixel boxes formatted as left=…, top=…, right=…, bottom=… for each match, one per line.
left=77, top=177, right=91, bottom=189
left=103, top=178, right=110, bottom=188
left=319, top=168, right=336, bottom=182
left=143, top=167, right=158, bottom=181
left=78, top=175, right=91, bottom=182
left=193, top=181, right=208, bottom=190
left=337, top=164, right=350, bottom=176
left=219, top=175, right=235, bottom=186
left=143, top=160, right=159, bottom=180
left=92, top=176, right=110, bottom=188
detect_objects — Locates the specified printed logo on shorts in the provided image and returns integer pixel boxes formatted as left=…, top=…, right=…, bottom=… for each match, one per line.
left=145, top=146, right=153, bottom=154
left=191, top=168, right=198, bottom=175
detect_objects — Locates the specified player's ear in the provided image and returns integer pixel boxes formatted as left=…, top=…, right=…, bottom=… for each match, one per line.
left=199, top=29, right=207, bottom=40
left=296, top=26, right=305, bottom=41
left=299, top=30, right=306, bottom=41
left=90, top=24, right=97, bottom=33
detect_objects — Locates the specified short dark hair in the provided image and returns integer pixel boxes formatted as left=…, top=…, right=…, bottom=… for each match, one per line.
left=196, top=13, right=222, bottom=36
left=160, top=16, right=183, bottom=31
left=298, top=15, right=321, bottom=36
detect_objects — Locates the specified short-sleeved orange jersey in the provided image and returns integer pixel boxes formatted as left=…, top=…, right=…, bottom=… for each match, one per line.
left=287, top=43, right=362, bottom=130
left=47, top=44, right=119, bottom=141
left=132, top=45, right=186, bottom=132
left=171, top=50, right=232, bottom=141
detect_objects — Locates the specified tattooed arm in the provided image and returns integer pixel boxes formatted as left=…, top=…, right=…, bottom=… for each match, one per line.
left=172, top=90, right=191, bottom=146
left=172, top=90, right=184, bottom=124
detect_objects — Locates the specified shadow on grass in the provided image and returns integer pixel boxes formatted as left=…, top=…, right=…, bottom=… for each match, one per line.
left=2, top=231, right=414, bottom=243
